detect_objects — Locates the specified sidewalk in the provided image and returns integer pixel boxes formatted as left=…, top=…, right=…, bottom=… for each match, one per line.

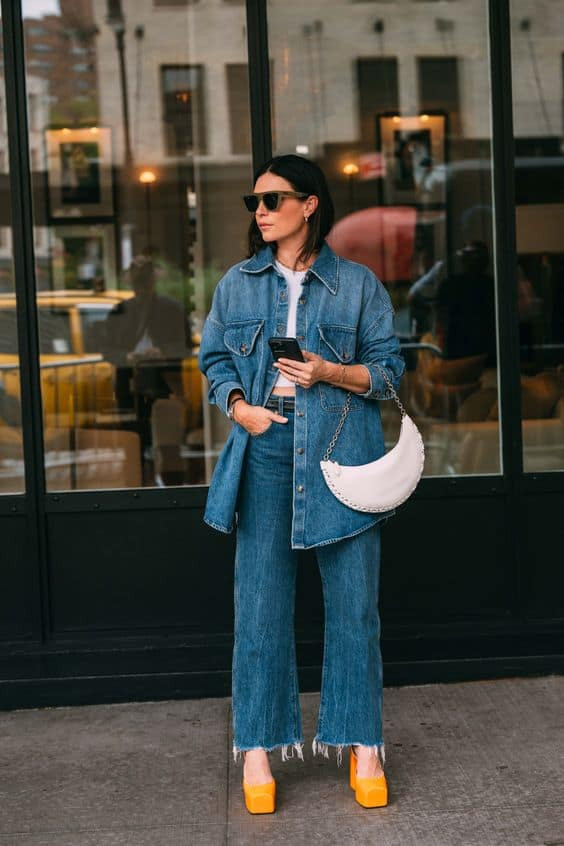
left=1, top=676, right=562, bottom=845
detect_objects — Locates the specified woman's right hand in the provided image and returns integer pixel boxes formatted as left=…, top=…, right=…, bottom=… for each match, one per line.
left=233, top=401, right=288, bottom=436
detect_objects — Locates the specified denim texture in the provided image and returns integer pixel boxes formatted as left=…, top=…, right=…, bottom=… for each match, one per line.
left=232, top=396, right=385, bottom=766
left=197, top=239, right=406, bottom=549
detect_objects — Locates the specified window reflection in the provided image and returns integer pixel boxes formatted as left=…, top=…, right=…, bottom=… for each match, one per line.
left=161, top=66, right=206, bottom=155
left=511, top=8, right=564, bottom=472
left=268, top=0, right=500, bottom=476
left=22, top=0, right=252, bottom=491
left=0, top=29, right=26, bottom=494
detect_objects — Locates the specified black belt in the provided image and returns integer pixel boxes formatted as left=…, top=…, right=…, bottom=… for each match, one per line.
left=265, top=394, right=295, bottom=410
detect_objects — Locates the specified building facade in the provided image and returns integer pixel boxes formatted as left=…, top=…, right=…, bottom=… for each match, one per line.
left=0, top=0, right=562, bottom=708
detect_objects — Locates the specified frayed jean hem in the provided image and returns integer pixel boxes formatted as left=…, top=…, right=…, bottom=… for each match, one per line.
left=312, top=738, right=386, bottom=768
left=233, top=741, right=305, bottom=764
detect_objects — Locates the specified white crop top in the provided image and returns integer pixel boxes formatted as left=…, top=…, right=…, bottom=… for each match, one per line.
left=273, top=258, right=307, bottom=388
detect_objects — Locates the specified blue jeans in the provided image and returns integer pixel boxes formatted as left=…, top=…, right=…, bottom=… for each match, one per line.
left=232, top=394, right=385, bottom=768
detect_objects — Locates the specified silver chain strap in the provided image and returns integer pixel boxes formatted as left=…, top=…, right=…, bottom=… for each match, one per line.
left=322, top=391, right=352, bottom=461
left=322, top=364, right=406, bottom=462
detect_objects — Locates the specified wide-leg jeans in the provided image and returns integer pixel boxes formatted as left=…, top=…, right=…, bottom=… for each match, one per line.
left=231, top=395, right=386, bottom=768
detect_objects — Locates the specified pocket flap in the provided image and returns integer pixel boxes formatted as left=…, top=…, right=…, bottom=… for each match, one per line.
left=224, top=319, right=264, bottom=356
left=317, top=324, right=356, bottom=363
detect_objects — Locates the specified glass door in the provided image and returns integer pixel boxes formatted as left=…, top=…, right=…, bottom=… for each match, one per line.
left=21, top=0, right=253, bottom=492
left=267, top=0, right=502, bottom=477
left=510, top=4, right=564, bottom=472
left=0, top=14, right=26, bottom=495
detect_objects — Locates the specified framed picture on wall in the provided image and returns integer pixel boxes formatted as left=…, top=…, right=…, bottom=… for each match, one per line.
left=378, top=114, right=446, bottom=208
left=50, top=223, right=117, bottom=291
left=45, top=127, right=114, bottom=218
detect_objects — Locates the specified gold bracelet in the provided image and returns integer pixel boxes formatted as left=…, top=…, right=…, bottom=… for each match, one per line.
left=339, top=363, right=346, bottom=384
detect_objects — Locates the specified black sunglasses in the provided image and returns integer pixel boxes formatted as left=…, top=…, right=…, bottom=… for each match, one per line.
left=242, top=190, right=309, bottom=213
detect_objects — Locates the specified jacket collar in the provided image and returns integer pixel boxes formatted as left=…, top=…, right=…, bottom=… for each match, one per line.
left=240, top=240, right=339, bottom=295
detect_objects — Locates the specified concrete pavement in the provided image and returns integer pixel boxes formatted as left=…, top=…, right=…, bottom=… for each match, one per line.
left=1, top=676, right=562, bottom=845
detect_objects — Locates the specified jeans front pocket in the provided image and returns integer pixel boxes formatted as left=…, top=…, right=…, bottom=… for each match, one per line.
left=250, top=421, right=273, bottom=438
left=317, top=323, right=363, bottom=413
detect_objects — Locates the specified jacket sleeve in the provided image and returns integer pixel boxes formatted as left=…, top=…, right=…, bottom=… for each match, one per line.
left=356, top=270, right=406, bottom=400
left=197, top=274, right=248, bottom=417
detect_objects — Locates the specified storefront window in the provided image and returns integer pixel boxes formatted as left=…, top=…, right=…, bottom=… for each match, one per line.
left=21, top=0, right=252, bottom=491
left=0, top=27, right=26, bottom=495
left=267, top=0, right=501, bottom=476
left=511, top=8, right=564, bottom=472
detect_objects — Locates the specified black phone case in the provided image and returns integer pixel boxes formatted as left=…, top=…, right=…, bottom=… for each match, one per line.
left=268, top=336, right=305, bottom=362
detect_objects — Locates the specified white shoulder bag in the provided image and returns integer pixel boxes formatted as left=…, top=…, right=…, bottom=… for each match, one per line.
left=320, top=363, right=425, bottom=512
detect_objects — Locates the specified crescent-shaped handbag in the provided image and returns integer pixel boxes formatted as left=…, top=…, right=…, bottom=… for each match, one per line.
left=320, top=363, right=425, bottom=512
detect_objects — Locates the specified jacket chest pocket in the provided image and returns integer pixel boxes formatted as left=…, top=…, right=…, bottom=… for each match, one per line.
left=224, top=319, right=265, bottom=381
left=317, top=324, right=363, bottom=412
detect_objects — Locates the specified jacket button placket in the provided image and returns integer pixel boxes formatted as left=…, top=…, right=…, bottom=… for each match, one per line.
left=291, top=272, right=309, bottom=548
left=275, top=271, right=288, bottom=338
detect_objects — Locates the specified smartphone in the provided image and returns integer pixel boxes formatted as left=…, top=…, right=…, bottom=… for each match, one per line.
left=268, top=336, right=305, bottom=363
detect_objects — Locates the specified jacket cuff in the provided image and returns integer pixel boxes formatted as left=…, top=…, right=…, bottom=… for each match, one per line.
left=357, top=363, right=396, bottom=400
left=216, top=381, right=247, bottom=417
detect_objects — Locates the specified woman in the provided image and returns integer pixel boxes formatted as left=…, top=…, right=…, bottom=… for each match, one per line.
left=198, top=155, right=405, bottom=814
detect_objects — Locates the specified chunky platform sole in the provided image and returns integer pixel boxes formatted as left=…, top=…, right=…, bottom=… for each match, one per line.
left=242, top=779, right=276, bottom=814
left=349, top=747, right=388, bottom=808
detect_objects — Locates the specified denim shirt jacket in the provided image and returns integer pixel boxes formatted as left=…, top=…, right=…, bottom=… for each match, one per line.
left=197, top=239, right=406, bottom=550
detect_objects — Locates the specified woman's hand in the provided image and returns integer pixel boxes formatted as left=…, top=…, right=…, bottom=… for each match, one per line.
left=233, top=401, right=288, bottom=436
left=273, top=350, right=329, bottom=388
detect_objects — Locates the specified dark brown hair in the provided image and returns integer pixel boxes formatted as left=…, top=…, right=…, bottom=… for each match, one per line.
left=247, top=154, right=335, bottom=266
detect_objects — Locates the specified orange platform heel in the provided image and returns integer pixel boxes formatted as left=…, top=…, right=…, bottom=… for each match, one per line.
left=349, top=746, right=388, bottom=808
left=242, top=778, right=276, bottom=814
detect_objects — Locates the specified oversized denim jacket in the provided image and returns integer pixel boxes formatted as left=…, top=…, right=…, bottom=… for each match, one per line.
left=197, top=240, right=406, bottom=549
